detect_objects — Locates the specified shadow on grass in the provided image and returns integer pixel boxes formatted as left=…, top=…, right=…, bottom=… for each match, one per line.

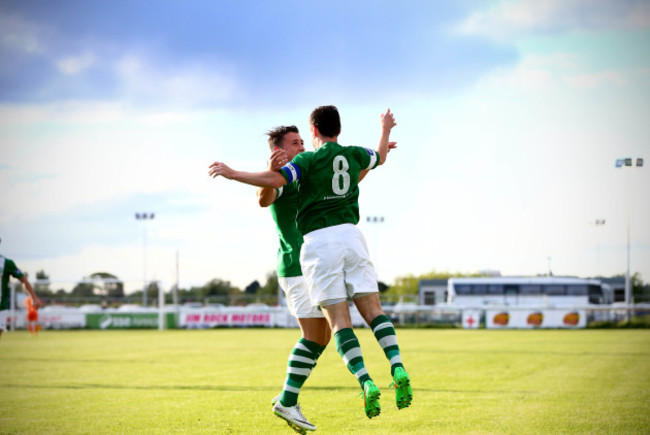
left=0, top=383, right=536, bottom=395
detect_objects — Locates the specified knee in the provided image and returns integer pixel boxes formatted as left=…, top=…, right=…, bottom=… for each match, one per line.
left=357, top=303, right=385, bottom=325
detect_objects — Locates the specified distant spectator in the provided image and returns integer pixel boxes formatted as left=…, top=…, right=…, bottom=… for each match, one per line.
left=24, top=296, right=39, bottom=335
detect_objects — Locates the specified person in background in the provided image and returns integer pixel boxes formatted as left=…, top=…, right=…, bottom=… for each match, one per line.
left=0, top=238, right=42, bottom=337
left=24, top=296, right=39, bottom=336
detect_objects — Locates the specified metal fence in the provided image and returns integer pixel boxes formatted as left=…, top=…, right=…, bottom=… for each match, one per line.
left=382, top=304, right=650, bottom=328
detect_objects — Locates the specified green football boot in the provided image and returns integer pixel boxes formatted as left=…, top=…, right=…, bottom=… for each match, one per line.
left=392, top=367, right=413, bottom=409
left=363, top=380, right=381, bottom=418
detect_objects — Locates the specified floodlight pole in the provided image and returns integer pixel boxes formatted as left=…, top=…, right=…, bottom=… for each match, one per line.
left=135, top=213, right=155, bottom=307
left=615, top=157, right=644, bottom=311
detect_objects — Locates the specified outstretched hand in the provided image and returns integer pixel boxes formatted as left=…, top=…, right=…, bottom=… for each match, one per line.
left=208, top=161, right=235, bottom=179
left=381, top=108, right=396, bottom=131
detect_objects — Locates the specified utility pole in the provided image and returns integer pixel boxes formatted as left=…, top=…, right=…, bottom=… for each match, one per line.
left=135, top=212, right=155, bottom=307
left=615, top=157, right=644, bottom=310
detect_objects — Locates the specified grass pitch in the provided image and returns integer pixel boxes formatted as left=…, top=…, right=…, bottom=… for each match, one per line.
left=1, top=328, right=649, bottom=434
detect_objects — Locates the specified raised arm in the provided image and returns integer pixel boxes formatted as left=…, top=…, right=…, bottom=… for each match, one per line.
left=359, top=141, right=397, bottom=182
left=377, top=109, right=396, bottom=165
left=209, top=161, right=287, bottom=189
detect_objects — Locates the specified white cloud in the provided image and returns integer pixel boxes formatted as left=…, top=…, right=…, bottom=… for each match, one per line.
left=56, top=52, right=96, bottom=74
left=477, top=53, right=570, bottom=91
left=0, top=13, right=49, bottom=54
left=455, top=0, right=650, bottom=41
left=476, top=51, right=645, bottom=92
left=2, top=11, right=240, bottom=109
left=0, top=99, right=271, bottom=225
left=0, top=101, right=127, bottom=126
left=114, top=53, right=239, bottom=107
left=563, top=70, right=628, bottom=88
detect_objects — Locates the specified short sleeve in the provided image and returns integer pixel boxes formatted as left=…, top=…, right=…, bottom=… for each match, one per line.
left=280, top=162, right=301, bottom=183
left=6, top=259, right=24, bottom=279
left=281, top=152, right=309, bottom=183
left=359, top=147, right=379, bottom=170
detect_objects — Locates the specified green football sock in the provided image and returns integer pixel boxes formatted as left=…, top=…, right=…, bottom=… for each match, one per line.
left=370, top=315, right=404, bottom=376
left=280, top=337, right=322, bottom=407
left=334, top=328, right=371, bottom=388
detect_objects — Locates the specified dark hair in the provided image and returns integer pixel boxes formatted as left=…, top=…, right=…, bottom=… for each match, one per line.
left=266, top=125, right=299, bottom=151
left=309, top=105, right=341, bottom=138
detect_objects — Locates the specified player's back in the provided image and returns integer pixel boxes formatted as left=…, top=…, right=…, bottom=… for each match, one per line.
left=291, top=141, right=379, bottom=235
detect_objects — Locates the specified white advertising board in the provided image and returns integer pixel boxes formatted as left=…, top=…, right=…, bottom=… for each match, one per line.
left=462, top=309, right=481, bottom=329
left=10, top=309, right=87, bottom=329
left=180, top=309, right=275, bottom=328
left=485, top=309, right=586, bottom=329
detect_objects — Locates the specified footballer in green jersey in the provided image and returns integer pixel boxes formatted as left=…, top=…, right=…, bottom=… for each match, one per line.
left=268, top=182, right=303, bottom=278
left=0, top=255, right=24, bottom=311
left=0, top=239, right=42, bottom=335
left=280, top=142, right=379, bottom=236
left=208, top=107, right=412, bottom=421
left=256, top=125, right=330, bottom=433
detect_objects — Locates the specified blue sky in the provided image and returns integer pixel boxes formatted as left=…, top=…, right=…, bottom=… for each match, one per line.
left=1, top=0, right=649, bottom=293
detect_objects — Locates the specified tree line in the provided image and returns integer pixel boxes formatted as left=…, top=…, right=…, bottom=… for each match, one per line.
left=26, top=268, right=650, bottom=306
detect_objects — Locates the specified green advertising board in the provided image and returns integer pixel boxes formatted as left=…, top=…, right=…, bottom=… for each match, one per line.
left=86, top=313, right=177, bottom=329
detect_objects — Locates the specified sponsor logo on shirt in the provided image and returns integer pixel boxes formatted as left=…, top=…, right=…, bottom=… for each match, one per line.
left=323, top=192, right=353, bottom=200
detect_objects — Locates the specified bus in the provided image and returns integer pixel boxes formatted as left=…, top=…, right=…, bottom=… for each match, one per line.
left=447, top=276, right=614, bottom=307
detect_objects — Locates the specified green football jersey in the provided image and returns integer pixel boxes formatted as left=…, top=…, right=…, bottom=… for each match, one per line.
left=269, top=183, right=303, bottom=277
left=1, top=255, right=25, bottom=310
left=280, top=141, right=380, bottom=235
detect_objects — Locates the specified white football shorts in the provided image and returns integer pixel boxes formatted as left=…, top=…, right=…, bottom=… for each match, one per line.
left=278, top=275, right=324, bottom=319
left=0, top=310, right=7, bottom=332
left=300, top=223, right=378, bottom=307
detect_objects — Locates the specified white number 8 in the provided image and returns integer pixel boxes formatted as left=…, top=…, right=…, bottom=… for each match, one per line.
left=332, top=156, right=350, bottom=195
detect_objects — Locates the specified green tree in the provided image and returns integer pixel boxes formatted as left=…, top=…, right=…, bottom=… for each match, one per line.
left=89, top=272, right=124, bottom=297
left=632, top=272, right=648, bottom=303
left=258, top=271, right=279, bottom=296
left=71, top=280, right=94, bottom=297
left=201, top=278, right=238, bottom=297
left=146, top=281, right=160, bottom=303
left=385, top=269, right=483, bottom=296
left=34, top=270, right=54, bottom=296
left=386, top=274, right=420, bottom=296
left=245, top=280, right=261, bottom=295
left=71, top=272, right=124, bottom=298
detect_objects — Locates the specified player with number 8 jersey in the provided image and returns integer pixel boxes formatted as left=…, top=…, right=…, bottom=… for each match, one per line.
left=208, top=106, right=412, bottom=425
left=281, top=142, right=379, bottom=236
